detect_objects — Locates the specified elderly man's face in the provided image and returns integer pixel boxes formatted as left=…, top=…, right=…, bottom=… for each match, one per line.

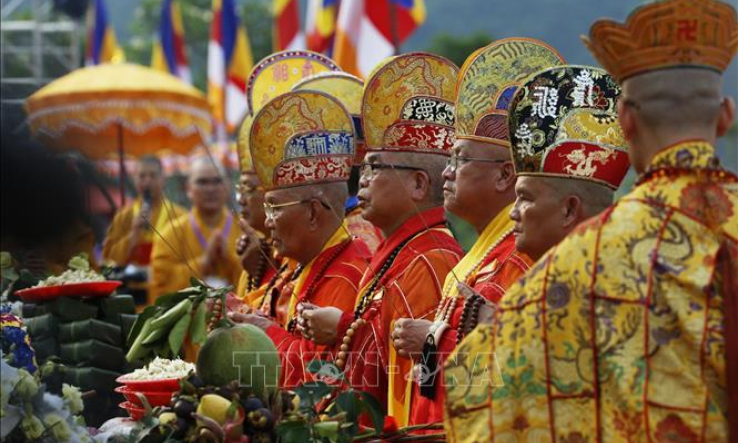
left=238, top=172, right=266, bottom=233
left=442, top=139, right=508, bottom=222
left=357, top=152, right=421, bottom=230
left=509, top=176, right=569, bottom=261
left=263, top=188, right=313, bottom=259
left=135, top=162, right=164, bottom=199
left=188, top=162, right=228, bottom=214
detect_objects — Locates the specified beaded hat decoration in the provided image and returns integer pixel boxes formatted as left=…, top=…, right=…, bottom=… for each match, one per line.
left=456, top=38, right=565, bottom=147
left=362, top=52, right=459, bottom=156
left=584, top=0, right=738, bottom=82
left=247, top=50, right=340, bottom=115
left=508, top=65, right=630, bottom=189
left=292, top=72, right=366, bottom=163
left=236, top=113, right=255, bottom=172
left=250, top=90, right=355, bottom=190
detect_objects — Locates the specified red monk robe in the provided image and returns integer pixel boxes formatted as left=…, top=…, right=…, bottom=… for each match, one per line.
left=410, top=206, right=532, bottom=426
left=265, top=227, right=370, bottom=388
left=334, top=208, right=462, bottom=425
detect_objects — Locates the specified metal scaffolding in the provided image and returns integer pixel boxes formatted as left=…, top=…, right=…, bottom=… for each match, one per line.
left=1, top=0, right=81, bottom=133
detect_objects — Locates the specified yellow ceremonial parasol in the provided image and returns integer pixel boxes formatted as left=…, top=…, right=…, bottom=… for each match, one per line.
left=25, top=63, right=212, bottom=204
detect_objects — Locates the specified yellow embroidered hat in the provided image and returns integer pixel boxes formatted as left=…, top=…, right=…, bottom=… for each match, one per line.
left=584, top=0, right=738, bottom=82
left=508, top=65, right=630, bottom=189
left=250, top=90, right=355, bottom=190
left=292, top=72, right=366, bottom=163
left=456, top=38, right=565, bottom=147
left=362, top=52, right=459, bottom=156
left=247, top=50, right=341, bottom=115
left=236, top=113, right=255, bottom=172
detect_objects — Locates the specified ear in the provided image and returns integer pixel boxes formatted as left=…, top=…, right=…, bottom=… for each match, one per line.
left=716, top=96, right=736, bottom=138
left=496, top=161, right=517, bottom=192
left=562, top=194, right=584, bottom=230
left=410, top=170, right=431, bottom=201
left=617, top=99, right=637, bottom=141
left=308, top=200, right=321, bottom=230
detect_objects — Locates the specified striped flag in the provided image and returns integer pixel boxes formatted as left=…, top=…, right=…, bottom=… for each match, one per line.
left=306, top=0, right=339, bottom=55
left=273, top=0, right=306, bottom=51
left=85, top=0, right=125, bottom=65
left=333, top=0, right=426, bottom=78
left=208, top=0, right=254, bottom=136
left=152, top=0, right=191, bottom=83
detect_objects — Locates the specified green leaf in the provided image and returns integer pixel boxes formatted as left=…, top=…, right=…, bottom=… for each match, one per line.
left=307, top=359, right=330, bottom=374
left=358, top=391, right=384, bottom=435
left=276, top=419, right=311, bottom=442
left=334, top=391, right=360, bottom=434
left=168, top=304, right=193, bottom=356
left=128, top=306, right=160, bottom=347
left=189, top=301, right=208, bottom=345
left=313, top=421, right=340, bottom=440
left=154, top=290, right=192, bottom=308
left=295, top=381, right=332, bottom=409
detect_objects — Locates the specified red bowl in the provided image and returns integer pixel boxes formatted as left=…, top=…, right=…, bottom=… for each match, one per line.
left=115, top=386, right=174, bottom=408
left=116, top=375, right=182, bottom=392
left=119, top=401, right=146, bottom=421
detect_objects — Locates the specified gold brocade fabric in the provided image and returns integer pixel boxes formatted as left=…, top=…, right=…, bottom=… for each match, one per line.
left=443, top=140, right=736, bottom=443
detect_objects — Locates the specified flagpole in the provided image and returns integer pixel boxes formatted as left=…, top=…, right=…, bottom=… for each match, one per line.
left=389, top=0, right=400, bottom=55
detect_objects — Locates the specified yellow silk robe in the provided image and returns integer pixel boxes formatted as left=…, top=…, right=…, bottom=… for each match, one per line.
left=149, top=208, right=241, bottom=303
left=443, top=141, right=736, bottom=442
left=102, top=198, right=185, bottom=266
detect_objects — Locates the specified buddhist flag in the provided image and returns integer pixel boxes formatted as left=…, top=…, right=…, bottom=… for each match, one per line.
left=273, top=0, right=305, bottom=51
left=333, top=0, right=426, bottom=78
left=306, top=0, right=338, bottom=55
left=85, top=0, right=125, bottom=65
left=152, top=0, right=191, bottom=83
left=208, top=0, right=254, bottom=135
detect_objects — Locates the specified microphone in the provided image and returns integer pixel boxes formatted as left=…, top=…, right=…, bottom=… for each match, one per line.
left=141, top=188, right=153, bottom=230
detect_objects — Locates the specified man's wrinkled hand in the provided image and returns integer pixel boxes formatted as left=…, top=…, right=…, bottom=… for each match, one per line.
left=228, top=311, right=275, bottom=331
left=392, top=318, right=432, bottom=361
left=300, top=306, right=343, bottom=346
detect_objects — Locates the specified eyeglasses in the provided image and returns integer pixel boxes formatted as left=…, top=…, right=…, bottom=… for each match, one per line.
left=446, top=153, right=508, bottom=171
left=359, top=162, right=425, bottom=181
left=194, top=177, right=224, bottom=187
left=263, top=198, right=332, bottom=221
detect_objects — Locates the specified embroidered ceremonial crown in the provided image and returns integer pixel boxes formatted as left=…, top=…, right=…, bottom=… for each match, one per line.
left=293, top=72, right=366, bottom=163
left=508, top=66, right=630, bottom=189
left=250, top=90, right=355, bottom=190
left=584, top=0, right=738, bottom=81
left=247, top=50, right=340, bottom=115
left=456, top=38, right=565, bottom=147
left=362, top=53, right=459, bottom=156
left=237, top=50, right=342, bottom=174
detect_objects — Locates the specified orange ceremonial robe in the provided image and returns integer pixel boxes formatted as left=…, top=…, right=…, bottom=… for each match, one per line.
left=335, top=207, right=463, bottom=426
left=410, top=205, right=532, bottom=426
left=265, top=225, right=371, bottom=388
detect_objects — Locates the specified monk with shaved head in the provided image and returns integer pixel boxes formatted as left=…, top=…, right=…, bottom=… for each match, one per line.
left=149, top=156, right=242, bottom=301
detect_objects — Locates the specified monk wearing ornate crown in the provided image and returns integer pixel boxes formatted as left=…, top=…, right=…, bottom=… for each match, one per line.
left=442, top=64, right=630, bottom=442
left=229, top=90, right=371, bottom=389
left=443, top=0, right=738, bottom=441
left=232, top=51, right=341, bottom=311
left=299, top=53, right=463, bottom=425
left=394, top=38, right=564, bottom=427
left=293, top=71, right=384, bottom=253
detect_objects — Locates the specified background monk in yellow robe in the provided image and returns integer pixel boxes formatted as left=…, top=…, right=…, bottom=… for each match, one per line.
left=229, top=90, right=371, bottom=389
left=149, top=157, right=241, bottom=302
left=103, top=155, right=185, bottom=267
left=300, top=54, right=463, bottom=427
left=398, top=38, right=564, bottom=426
